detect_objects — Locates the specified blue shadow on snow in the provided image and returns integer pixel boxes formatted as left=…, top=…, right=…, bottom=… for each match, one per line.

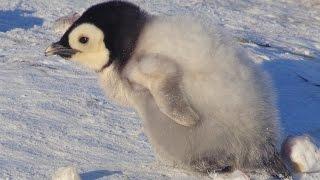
left=80, top=170, right=123, bottom=180
left=0, top=9, right=43, bottom=32
left=262, top=60, right=320, bottom=146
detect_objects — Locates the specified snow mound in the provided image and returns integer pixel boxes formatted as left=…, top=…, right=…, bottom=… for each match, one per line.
left=283, top=135, right=320, bottom=173
left=282, top=135, right=320, bottom=180
left=52, top=166, right=81, bottom=180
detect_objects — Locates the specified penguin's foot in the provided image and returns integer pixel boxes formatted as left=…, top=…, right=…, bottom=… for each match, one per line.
left=208, top=170, right=250, bottom=180
left=190, top=156, right=234, bottom=174
left=263, top=153, right=290, bottom=179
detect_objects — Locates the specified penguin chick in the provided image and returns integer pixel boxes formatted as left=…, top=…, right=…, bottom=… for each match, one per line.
left=45, top=1, right=289, bottom=177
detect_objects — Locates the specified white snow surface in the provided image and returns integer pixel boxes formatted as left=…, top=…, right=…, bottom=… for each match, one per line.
left=289, top=136, right=320, bottom=173
left=0, top=0, right=320, bottom=179
left=52, top=166, right=81, bottom=180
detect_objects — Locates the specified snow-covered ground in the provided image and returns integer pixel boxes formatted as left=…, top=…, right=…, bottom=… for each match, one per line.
left=0, top=0, right=320, bottom=179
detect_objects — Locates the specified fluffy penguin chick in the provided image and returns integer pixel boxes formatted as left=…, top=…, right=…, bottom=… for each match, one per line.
left=45, top=1, right=289, bottom=177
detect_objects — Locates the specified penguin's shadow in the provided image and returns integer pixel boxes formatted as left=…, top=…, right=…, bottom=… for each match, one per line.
left=80, top=170, right=123, bottom=180
left=0, top=9, right=43, bottom=32
left=262, top=59, right=320, bottom=145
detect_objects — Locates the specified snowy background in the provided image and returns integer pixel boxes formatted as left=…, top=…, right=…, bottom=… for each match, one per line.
left=0, top=0, right=320, bottom=179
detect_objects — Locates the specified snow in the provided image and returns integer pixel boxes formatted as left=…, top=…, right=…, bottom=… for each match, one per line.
left=52, top=166, right=81, bottom=180
left=283, top=135, right=320, bottom=173
left=0, top=0, right=320, bottom=179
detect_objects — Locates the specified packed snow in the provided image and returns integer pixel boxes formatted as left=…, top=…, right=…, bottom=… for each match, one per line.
left=52, top=166, right=81, bottom=180
left=0, top=0, right=320, bottom=179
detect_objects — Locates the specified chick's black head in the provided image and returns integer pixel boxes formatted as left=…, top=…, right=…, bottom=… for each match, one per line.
left=46, top=1, right=149, bottom=72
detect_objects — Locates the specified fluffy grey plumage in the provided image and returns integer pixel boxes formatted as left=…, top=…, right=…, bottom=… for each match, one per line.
left=101, top=16, right=285, bottom=173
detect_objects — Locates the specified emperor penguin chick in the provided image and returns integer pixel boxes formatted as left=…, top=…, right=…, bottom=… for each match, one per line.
left=45, top=1, right=289, bottom=177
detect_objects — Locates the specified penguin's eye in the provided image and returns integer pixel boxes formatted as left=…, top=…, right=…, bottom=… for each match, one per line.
left=79, top=36, right=89, bottom=44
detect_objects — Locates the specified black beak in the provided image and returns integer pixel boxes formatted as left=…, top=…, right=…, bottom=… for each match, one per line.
left=45, top=42, right=79, bottom=59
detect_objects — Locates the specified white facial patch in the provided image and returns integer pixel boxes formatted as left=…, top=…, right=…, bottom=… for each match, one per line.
left=68, top=23, right=110, bottom=71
